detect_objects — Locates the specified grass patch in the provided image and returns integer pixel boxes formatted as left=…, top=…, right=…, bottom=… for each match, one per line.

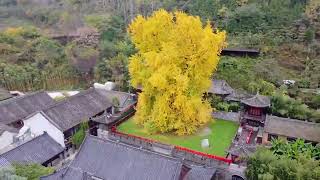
left=117, top=118, right=238, bottom=156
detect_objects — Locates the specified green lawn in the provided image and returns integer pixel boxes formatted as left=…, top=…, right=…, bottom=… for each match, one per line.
left=117, top=118, right=238, bottom=156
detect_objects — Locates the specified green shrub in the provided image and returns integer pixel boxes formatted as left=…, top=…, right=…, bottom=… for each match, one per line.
left=71, top=122, right=89, bottom=148
left=228, top=102, right=240, bottom=112
left=208, top=94, right=223, bottom=107
left=216, top=102, right=230, bottom=112
left=297, top=79, right=311, bottom=88
left=246, top=147, right=320, bottom=180
left=305, top=27, right=315, bottom=43
left=13, top=164, right=54, bottom=180
left=271, top=138, right=320, bottom=160
left=311, top=110, right=320, bottom=123
left=311, top=95, right=320, bottom=109
left=226, top=4, right=266, bottom=34
left=271, top=90, right=314, bottom=121
left=248, top=80, right=275, bottom=96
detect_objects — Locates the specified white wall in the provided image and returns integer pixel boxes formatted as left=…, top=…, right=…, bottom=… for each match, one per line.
left=0, top=131, right=15, bottom=150
left=23, top=113, right=65, bottom=148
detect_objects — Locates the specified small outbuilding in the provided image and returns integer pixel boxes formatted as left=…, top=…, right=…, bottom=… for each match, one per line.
left=208, top=79, right=234, bottom=98
left=0, top=132, right=64, bottom=167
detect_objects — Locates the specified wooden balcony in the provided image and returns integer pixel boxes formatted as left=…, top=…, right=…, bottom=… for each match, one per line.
left=240, top=111, right=266, bottom=122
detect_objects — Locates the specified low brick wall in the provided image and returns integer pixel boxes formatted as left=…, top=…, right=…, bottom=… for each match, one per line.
left=107, top=128, right=246, bottom=179
left=108, top=127, right=232, bottom=166
left=213, top=111, right=239, bottom=122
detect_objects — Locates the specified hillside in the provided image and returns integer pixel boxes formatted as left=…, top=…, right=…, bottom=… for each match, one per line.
left=0, top=0, right=319, bottom=118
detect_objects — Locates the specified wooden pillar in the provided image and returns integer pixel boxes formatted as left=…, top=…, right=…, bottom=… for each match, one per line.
left=262, top=132, right=269, bottom=144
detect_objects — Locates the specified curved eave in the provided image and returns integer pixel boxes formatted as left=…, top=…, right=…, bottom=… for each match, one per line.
left=240, top=102, right=270, bottom=108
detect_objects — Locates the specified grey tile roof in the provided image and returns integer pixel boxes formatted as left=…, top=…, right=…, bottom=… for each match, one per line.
left=225, top=90, right=252, bottom=102
left=0, top=123, right=18, bottom=136
left=0, top=132, right=64, bottom=165
left=43, top=88, right=113, bottom=131
left=227, top=143, right=256, bottom=157
left=208, top=80, right=234, bottom=95
left=42, top=135, right=217, bottom=180
left=0, top=157, right=11, bottom=168
left=241, top=93, right=270, bottom=108
left=184, top=166, right=216, bottom=180
left=95, top=89, right=136, bottom=109
left=264, top=115, right=320, bottom=142
left=228, top=127, right=257, bottom=158
left=42, top=135, right=182, bottom=180
left=0, top=87, right=12, bottom=101
left=0, top=92, right=55, bottom=125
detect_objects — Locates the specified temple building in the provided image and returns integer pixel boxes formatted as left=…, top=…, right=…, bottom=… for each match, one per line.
left=22, top=88, right=113, bottom=149
left=239, top=93, right=270, bottom=127
left=227, top=93, right=270, bottom=163
left=21, top=88, right=136, bottom=150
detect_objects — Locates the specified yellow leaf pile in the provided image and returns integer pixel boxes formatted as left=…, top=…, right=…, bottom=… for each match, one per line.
left=128, top=9, right=226, bottom=135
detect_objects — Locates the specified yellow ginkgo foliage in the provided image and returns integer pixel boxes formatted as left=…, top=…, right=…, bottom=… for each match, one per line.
left=128, top=10, right=226, bottom=135
left=4, top=27, right=24, bottom=37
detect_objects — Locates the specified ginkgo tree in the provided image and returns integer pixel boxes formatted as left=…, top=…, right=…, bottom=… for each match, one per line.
left=128, top=10, right=226, bottom=135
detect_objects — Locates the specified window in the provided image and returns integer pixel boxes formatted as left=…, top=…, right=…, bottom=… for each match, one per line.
left=268, top=134, right=278, bottom=141
left=256, top=137, right=262, bottom=144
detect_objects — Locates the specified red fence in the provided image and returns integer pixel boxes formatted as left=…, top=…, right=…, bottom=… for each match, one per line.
left=111, top=126, right=232, bottom=164
left=175, top=146, right=232, bottom=164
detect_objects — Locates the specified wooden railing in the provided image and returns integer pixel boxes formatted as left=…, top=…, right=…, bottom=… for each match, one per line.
left=241, top=111, right=266, bottom=122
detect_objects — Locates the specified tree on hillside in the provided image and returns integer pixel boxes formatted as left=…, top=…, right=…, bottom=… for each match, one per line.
left=128, top=10, right=226, bottom=135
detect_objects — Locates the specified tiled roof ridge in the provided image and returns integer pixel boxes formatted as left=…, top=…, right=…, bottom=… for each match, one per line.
left=87, top=135, right=181, bottom=162
left=57, top=135, right=182, bottom=179
left=0, top=91, right=46, bottom=105
left=58, top=135, right=184, bottom=180
left=95, top=88, right=134, bottom=102
left=43, top=88, right=97, bottom=111
left=266, top=115, right=320, bottom=126
left=0, top=132, right=58, bottom=156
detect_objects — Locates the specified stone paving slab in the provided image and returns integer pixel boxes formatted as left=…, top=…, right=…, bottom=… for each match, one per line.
left=212, top=111, right=239, bottom=123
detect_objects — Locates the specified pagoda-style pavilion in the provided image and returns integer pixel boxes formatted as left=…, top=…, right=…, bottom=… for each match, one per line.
left=239, top=93, right=270, bottom=127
